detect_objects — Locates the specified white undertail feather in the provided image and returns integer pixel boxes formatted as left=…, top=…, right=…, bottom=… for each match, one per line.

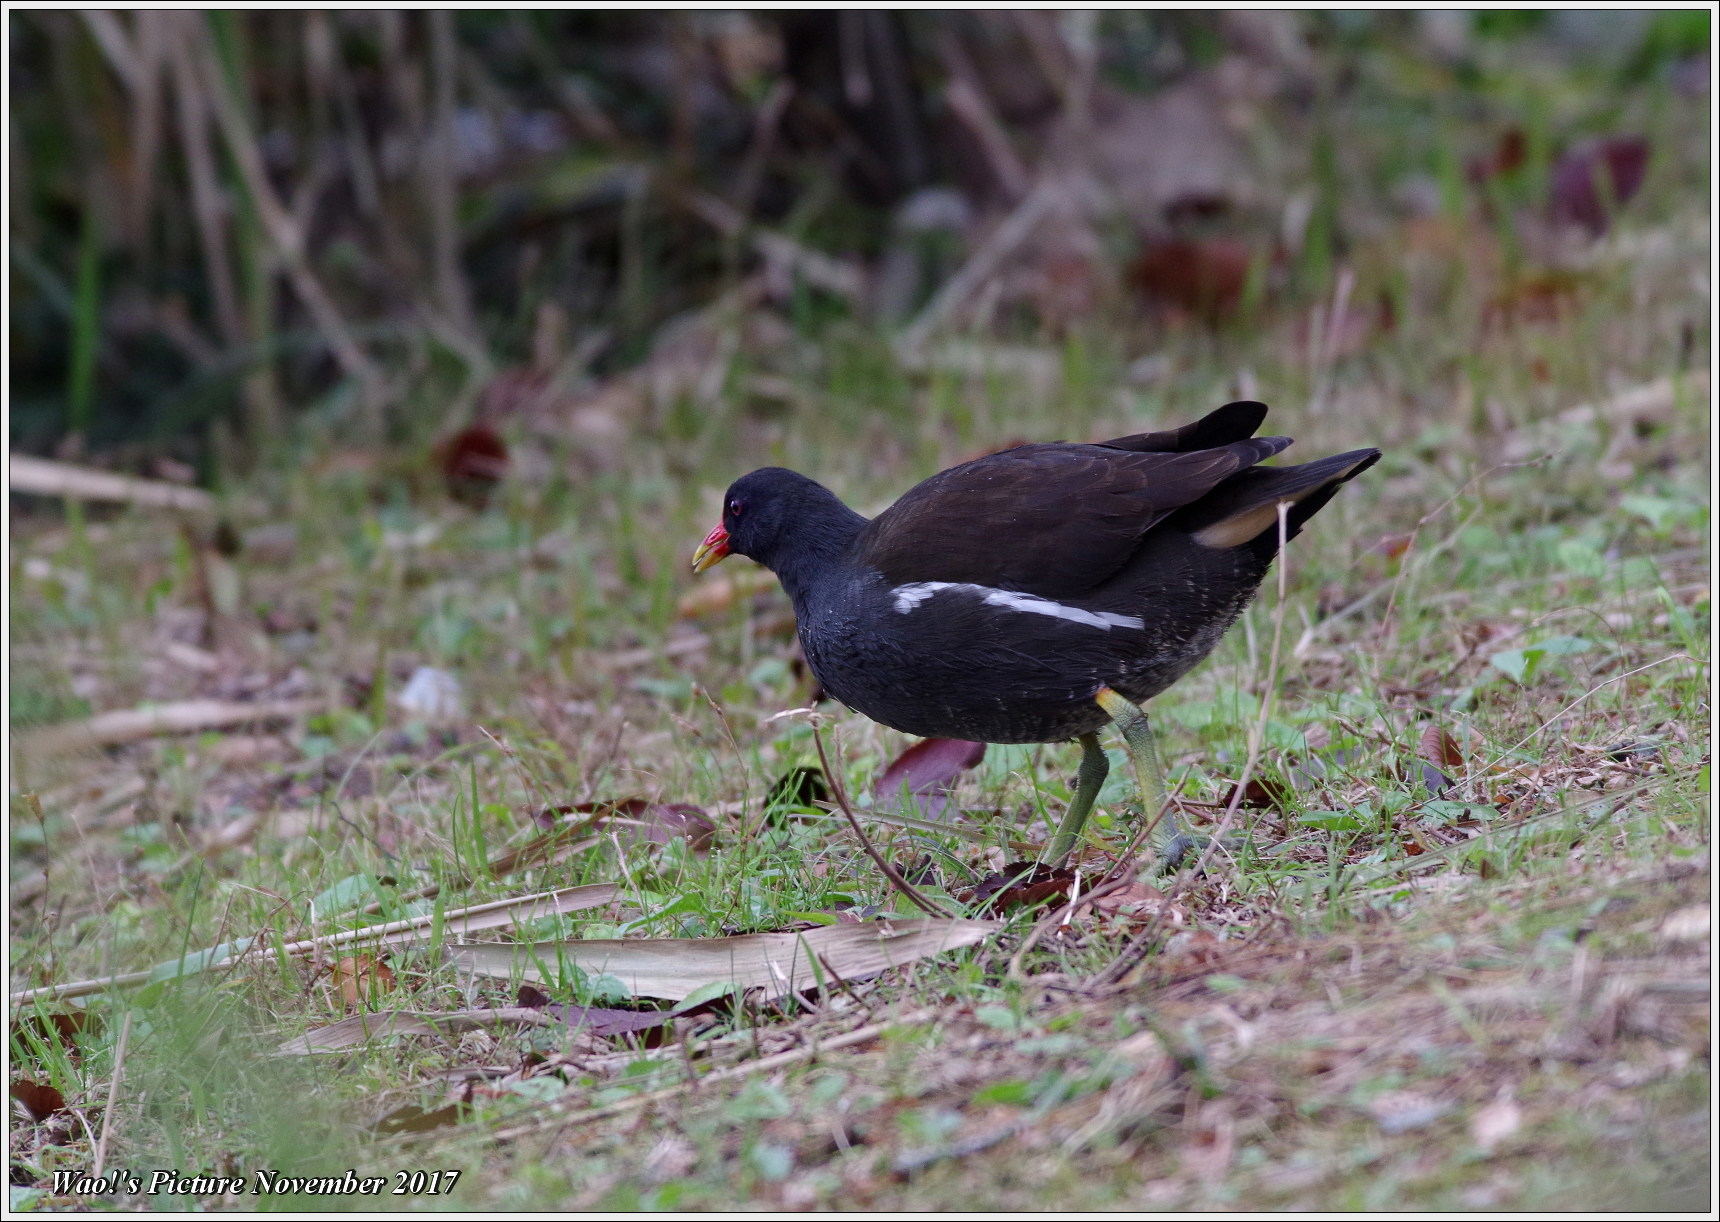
left=890, top=581, right=1144, bottom=630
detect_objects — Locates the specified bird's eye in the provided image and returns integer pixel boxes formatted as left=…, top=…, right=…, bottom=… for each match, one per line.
left=727, top=498, right=744, bottom=517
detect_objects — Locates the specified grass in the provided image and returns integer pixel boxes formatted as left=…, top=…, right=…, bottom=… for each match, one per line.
left=8, top=37, right=1712, bottom=1216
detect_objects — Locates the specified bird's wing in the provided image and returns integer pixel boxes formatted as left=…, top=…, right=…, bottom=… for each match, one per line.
left=1096, top=400, right=1268, bottom=453
left=858, top=435, right=1291, bottom=598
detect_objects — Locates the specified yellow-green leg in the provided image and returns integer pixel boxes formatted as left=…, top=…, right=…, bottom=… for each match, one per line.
left=1041, top=732, right=1108, bottom=868
left=1096, top=686, right=1244, bottom=871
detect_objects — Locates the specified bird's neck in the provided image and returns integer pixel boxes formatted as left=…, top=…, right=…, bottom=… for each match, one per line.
left=765, top=504, right=869, bottom=607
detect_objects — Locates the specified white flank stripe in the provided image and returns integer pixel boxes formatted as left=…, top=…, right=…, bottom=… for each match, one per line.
left=889, top=581, right=1142, bottom=630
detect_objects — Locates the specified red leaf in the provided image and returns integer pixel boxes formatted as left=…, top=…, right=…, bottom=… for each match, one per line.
left=873, top=738, right=986, bottom=819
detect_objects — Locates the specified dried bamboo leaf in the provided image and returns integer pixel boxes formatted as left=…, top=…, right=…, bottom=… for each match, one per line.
left=16, top=698, right=316, bottom=758
left=277, top=1007, right=554, bottom=1055
left=9, top=455, right=215, bottom=510
left=451, top=917, right=1000, bottom=1001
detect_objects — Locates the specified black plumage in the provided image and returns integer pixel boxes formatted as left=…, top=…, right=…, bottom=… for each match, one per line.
left=693, top=402, right=1379, bottom=746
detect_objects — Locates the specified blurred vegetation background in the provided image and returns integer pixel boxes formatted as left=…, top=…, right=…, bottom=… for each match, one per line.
left=8, top=9, right=1710, bottom=471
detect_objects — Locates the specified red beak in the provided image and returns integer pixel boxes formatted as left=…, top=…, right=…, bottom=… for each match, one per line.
left=691, top=523, right=730, bottom=573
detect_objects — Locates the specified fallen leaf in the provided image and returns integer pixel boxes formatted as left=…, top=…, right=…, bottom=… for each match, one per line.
left=1549, top=135, right=1649, bottom=235
left=277, top=1007, right=558, bottom=1055
left=1220, top=777, right=1291, bottom=810
left=1418, top=725, right=1467, bottom=769
left=10, top=1010, right=103, bottom=1053
left=1130, top=237, right=1256, bottom=320
left=17, top=699, right=317, bottom=758
left=1470, top=1089, right=1521, bottom=1153
left=527, top=997, right=677, bottom=1044
left=675, top=567, right=778, bottom=619
left=332, top=955, right=396, bottom=1008
left=451, top=917, right=1000, bottom=1002
left=957, top=862, right=1075, bottom=912
left=9, top=1080, right=67, bottom=1122
left=874, top=738, right=986, bottom=819
left=1658, top=904, right=1709, bottom=943
left=1367, top=1089, right=1451, bottom=1134
left=374, top=1102, right=464, bottom=1135
left=436, top=423, right=510, bottom=508
left=1369, top=532, right=1414, bottom=560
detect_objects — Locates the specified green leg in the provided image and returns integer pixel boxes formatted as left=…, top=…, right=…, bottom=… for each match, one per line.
left=1096, top=686, right=1249, bottom=872
left=1041, top=732, right=1108, bottom=868
left=1094, top=687, right=1183, bottom=864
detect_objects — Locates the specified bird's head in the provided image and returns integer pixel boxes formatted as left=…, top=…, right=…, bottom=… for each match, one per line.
left=692, top=467, right=859, bottom=577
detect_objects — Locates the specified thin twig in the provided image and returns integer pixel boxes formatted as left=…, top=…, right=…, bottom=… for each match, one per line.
left=811, top=727, right=955, bottom=919
left=92, top=1010, right=134, bottom=1177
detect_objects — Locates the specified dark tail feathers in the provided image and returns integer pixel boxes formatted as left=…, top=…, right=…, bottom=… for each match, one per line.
left=1182, top=447, right=1381, bottom=553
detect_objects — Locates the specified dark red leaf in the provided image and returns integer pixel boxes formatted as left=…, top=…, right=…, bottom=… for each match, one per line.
left=957, top=862, right=1076, bottom=912
left=10, top=1080, right=66, bottom=1122
left=1221, top=777, right=1292, bottom=810
left=517, top=984, right=553, bottom=1009
left=873, top=738, right=986, bottom=819
left=435, top=423, right=510, bottom=506
left=1549, top=136, right=1649, bottom=235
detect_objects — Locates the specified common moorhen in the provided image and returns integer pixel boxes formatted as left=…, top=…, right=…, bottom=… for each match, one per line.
left=693, top=402, right=1379, bottom=867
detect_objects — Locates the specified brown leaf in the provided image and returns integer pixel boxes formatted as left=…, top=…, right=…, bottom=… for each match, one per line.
left=332, top=954, right=396, bottom=1007
left=10, top=1080, right=67, bottom=1122
left=10, top=1009, right=103, bottom=1053
left=374, top=1102, right=463, bottom=1136
left=874, top=738, right=986, bottom=819
left=1130, top=237, right=1256, bottom=320
left=1090, top=877, right=1173, bottom=918
left=1466, top=127, right=1528, bottom=183
left=1368, top=532, right=1414, bottom=560
left=536, top=799, right=715, bottom=853
left=1418, top=725, right=1467, bottom=769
